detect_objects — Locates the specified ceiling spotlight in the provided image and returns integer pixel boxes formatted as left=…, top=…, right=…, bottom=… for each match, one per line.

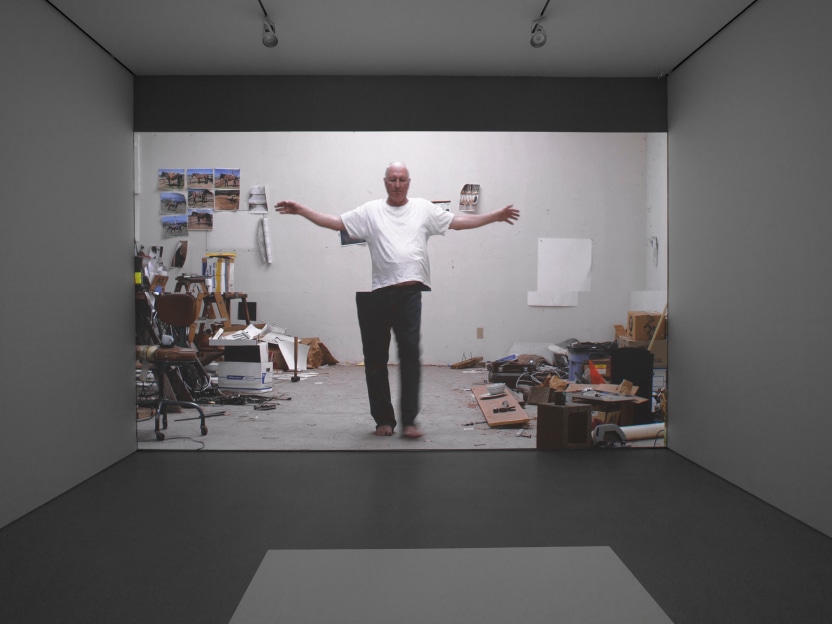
left=257, top=0, right=278, bottom=48
left=530, top=20, right=546, bottom=48
left=530, top=0, right=550, bottom=49
left=262, top=19, right=278, bottom=47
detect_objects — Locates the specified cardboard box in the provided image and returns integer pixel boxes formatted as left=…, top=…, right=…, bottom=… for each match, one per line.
left=223, top=342, right=268, bottom=363
left=268, top=338, right=339, bottom=371
left=616, top=336, right=668, bottom=367
left=218, top=361, right=273, bottom=392
left=627, top=311, right=667, bottom=341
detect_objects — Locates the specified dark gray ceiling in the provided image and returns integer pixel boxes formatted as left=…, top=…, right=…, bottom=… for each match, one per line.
left=48, top=0, right=753, bottom=77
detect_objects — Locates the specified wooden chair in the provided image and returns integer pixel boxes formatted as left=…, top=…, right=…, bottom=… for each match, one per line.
left=137, top=293, right=208, bottom=440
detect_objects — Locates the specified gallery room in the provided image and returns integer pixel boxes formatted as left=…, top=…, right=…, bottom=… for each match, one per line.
left=2, top=1, right=831, bottom=623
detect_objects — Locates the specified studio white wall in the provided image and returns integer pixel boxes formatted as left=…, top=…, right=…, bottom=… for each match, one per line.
left=668, top=0, right=832, bottom=537
left=0, top=1, right=135, bottom=528
left=137, top=132, right=666, bottom=364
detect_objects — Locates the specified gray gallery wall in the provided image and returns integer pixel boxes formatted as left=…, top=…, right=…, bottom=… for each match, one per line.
left=1, top=1, right=665, bottom=529
left=8, top=0, right=830, bottom=542
left=0, top=1, right=136, bottom=528
left=667, top=0, right=832, bottom=537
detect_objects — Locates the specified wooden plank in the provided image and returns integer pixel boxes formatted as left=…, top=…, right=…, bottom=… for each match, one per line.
left=472, top=384, right=530, bottom=427
left=450, top=356, right=483, bottom=369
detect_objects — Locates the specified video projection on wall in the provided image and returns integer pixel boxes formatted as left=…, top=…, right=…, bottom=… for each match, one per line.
left=136, top=131, right=667, bottom=367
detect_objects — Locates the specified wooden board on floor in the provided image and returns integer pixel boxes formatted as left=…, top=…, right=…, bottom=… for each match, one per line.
left=472, top=384, right=530, bottom=427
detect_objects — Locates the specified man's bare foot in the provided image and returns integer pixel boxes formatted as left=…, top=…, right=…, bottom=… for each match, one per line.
left=374, top=425, right=394, bottom=436
left=401, top=425, right=424, bottom=439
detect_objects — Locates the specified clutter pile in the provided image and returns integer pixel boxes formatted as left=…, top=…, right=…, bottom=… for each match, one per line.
left=209, top=323, right=338, bottom=393
left=471, top=306, right=668, bottom=449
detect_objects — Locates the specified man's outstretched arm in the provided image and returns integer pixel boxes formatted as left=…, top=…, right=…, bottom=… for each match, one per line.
left=275, top=200, right=344, bottom=231
left=449, top=204, right=519, bottom=230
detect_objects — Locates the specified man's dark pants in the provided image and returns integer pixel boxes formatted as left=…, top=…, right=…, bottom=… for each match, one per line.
left=356, top=287, right=423, bottom=431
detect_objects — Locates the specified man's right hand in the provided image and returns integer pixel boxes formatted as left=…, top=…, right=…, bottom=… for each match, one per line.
left=275, top=201, right=345, bottom=231
left=275, top=200, right=304, bottom=215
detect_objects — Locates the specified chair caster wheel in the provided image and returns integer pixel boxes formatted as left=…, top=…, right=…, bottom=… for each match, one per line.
left=156, top=431, right=165, bottom=441
left=201, top=426, right=208, bottom=436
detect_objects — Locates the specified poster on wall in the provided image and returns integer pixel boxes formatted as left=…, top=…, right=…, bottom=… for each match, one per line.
left=160, top=191, right=186, bottom=214
left=214, top=168, right=240, bottom=189
left=187, top=168, right=213, bottom=188
left=157, top=169, right=184, bottom=191
left=172, top=240, right=188, bottom=268
left=527, top=238, right=593, bottom=307
left=188, top=208, right=213, bottom=231
left=161, top=214, right=187, bottom=238
left=215, top=189, right=240, bottom=211
left=188, top=188, right=214, bottom=209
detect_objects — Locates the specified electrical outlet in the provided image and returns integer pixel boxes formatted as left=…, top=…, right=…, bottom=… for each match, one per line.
left=476, top=327, right=484, bottom=339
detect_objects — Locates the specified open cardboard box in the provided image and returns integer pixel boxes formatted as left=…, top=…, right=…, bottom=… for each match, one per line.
left=218, top=361, right=274, bottom=392
left=208, top=322, right=287, bottom=346
left=209, top=322, right=338, bottom=372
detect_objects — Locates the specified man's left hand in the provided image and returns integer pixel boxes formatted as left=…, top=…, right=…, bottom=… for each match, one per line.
left=496, top=204, right=520, bottom=225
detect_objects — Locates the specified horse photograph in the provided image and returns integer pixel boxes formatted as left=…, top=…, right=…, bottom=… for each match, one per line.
left=157, top=168, right=184, bottom=191
left=215, top=189, right=240, bottom=211
left=160, top=191, right=186, bottom=214
left=187, top=168, right=213, bottom=188
left=188, top=188, right=214, bottom=209
left=214, top=168, right=240, bottom=188
left=187, top=208, right=213, bottom=231
left=161, top=214, right=188, bottom=238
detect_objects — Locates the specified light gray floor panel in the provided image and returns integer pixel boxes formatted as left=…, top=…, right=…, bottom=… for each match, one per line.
left=230, top=547, right=673, bottom=624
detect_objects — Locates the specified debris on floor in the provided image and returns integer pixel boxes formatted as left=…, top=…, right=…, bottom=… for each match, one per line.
left=471, top=384, right=530, bottom=427
left=449, top=356, right=483, bottom=369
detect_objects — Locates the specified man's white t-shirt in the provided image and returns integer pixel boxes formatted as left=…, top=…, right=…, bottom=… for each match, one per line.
left=341, top=198, right=454, bottom=291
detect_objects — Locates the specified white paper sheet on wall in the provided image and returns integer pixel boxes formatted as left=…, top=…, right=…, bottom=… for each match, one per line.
left=630, top=290, right=667, bottom=313
left=204, top=212, right=256, bottom=250
left=528, top=238, right=592, bottom=307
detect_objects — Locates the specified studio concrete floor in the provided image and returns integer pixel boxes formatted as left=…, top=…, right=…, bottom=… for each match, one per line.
left=137, top=364, right=666, bottom=451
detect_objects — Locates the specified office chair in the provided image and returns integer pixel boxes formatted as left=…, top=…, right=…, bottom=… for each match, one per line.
left=137, top=293, right=208, bottom=440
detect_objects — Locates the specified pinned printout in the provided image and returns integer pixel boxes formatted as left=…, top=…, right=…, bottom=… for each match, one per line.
left=528, top=238, right=592, bottom=307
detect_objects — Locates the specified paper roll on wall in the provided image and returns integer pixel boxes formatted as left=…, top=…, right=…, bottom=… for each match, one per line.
left=260, top=216, right=273, bottom=264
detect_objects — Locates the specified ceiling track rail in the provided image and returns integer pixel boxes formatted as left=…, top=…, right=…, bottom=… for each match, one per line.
left=668, top=0, right=760, bottom=77
left=42, top=0, right=135, bottom=76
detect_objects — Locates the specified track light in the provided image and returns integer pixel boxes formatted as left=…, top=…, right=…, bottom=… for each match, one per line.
left=257, top=0, right=278, bottom=48
left=530, top=0, right=550, bottom=48
left=530, top=20, right=546, bottom=48
left=262, top=19, right=278, bottom=47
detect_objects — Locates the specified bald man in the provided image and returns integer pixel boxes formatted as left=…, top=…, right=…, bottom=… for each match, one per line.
left=277, top=162, right=519, bottom=439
